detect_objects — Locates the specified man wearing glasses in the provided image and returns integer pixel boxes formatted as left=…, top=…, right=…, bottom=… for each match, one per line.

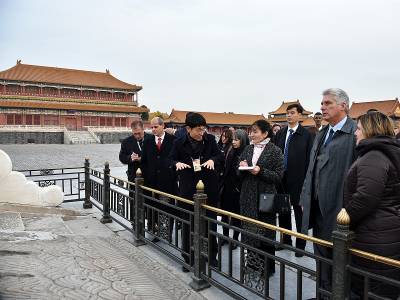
left=169, top=112, right=223, bottom=272
left=119, top=120, right=152, bottom=184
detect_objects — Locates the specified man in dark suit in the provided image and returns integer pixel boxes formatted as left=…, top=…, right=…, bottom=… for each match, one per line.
left=307, top=112, right=323, bottom=138
left=169, top=112, right=223, bottom=272
left=275, top=103, right=313, bottom=254
left=141, top=117, right=177, bottom=241
left=119, top=120, right=152, bottom=183
left=300, top=88, right=356, bottom=292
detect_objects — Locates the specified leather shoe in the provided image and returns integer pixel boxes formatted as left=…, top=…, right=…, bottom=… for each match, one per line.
left=295, top=252, right=304, bottom=257
left=151, top=237, right=160, bottom=243
left=209, top=258, right=219, bottom=267
left=181, top=266, right=190, bottom=273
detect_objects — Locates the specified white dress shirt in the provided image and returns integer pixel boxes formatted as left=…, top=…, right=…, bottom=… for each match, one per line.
left=155, top=132, right=165, bottom=145
left=324, top=116, right=348, bottom=144
left=285, top=123, right=299, bottom=148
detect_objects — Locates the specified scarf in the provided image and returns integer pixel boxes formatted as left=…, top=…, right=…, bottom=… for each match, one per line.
left=252, top=138, right=270, bottom=166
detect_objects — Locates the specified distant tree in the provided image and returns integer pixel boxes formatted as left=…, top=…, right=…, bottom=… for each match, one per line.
left=140, top=105, right=149, bottom=121
left=153, top=111, right=164, bottom=118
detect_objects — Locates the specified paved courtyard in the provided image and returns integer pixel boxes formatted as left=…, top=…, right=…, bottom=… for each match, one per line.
left=1, top=144, right=123, bottom=170
left=0, top=204, right=206, bottom=300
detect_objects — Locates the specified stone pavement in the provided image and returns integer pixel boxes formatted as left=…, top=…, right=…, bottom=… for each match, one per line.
left=0, top=144, right=123, bottom=169
left=0, top=204, right=207, bottom=300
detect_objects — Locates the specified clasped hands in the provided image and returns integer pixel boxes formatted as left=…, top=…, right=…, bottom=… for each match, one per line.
left=176, top=160, right=214, bottom=171
left=239, top=160, right=260, bottom=175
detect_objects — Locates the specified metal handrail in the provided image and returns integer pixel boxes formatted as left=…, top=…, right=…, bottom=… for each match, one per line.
left=88, top=167, right=400, bottom=270
left=203, top=204, right=333, bottom=248
left=140, top=185, right=195, bottom=205
left=350, top=248, right=400, bottom=268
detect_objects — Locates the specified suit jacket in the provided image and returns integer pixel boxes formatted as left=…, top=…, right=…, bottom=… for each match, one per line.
left=141, top=133, right=177, bottom=194
left=169, top=133, right=223, bottom=205
left=119, top=132, right=152, bottom=181
left=300, top=117, right=356, bottom=237
left=275, top=124, right=313, bottom=205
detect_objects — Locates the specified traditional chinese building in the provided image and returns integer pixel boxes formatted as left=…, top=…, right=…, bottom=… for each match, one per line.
left=349, top=98, right=400, bottom=119
left=0, top=61, right=148, bottom=130
left=165, top=109, right=266, bottom=135
left=267, top=100, right=313, bottom=125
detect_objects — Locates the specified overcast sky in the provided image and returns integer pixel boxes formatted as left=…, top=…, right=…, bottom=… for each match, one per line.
left=1, top=0, right=399, bottom=115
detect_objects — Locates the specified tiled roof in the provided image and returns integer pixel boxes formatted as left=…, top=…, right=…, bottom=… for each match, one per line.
left=269, top=100, right=313, bottom=115
left=0, top=62, right=141, bottom=91
left=349, top=99, right=399, bottom=118
left=165, top=109, right=266, bottom=126
left=267, top=114, right=310, bottom=123
left=301, top=117, right=329, bottom=127
left=0, top=99, right=147, bottom=113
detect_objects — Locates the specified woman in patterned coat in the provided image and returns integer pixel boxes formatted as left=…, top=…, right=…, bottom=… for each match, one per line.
left=239, top=120, right=284, bottom=279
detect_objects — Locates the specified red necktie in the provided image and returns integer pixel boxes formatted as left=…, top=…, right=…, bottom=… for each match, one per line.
left=157, top=137, right=162, bottom=151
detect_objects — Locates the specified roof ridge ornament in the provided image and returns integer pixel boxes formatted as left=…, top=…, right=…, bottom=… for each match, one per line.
left=106, top=69, right=110, bottom=74
left=16, top=59, right=22, bottom=65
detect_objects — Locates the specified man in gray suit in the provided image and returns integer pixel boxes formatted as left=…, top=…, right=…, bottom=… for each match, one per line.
left=300, top=88, right=357, bottom=293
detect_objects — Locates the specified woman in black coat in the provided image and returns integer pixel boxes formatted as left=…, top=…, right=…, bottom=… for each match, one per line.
left=220, top=129, right=249, bottom=246
left=239, top=120, right=284, bottom=281
left=344, top=112, right=400, bottom=299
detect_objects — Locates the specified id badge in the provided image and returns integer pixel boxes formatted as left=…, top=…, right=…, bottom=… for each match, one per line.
left=192, top=158, right=201, bottom=172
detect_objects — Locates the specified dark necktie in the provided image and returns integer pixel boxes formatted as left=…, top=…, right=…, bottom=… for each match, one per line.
left=284, top=129, right=294, bottom=170
left=157, top=137, right=162, bottom=151
left=324, top=128, right=335, bottom=146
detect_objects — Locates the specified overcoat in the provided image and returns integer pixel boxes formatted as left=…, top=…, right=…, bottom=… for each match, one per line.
left=299, top=117, right=356, bottom=237
left=220, top=147, right=242, bottom=213
left=141, top=133, right=177, bottom=194
left=119, top=132, right=152, bottom=181
left=275, top=124, right=313, bottom=204
left=343, top=136, right=400, bottom=297
left=239, top=142, right=284, bottom=243
left=168, top=133, right=223, bottom=205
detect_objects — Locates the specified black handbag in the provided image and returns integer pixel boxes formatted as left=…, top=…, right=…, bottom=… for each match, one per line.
left=259, top=189, right=291, bottom=215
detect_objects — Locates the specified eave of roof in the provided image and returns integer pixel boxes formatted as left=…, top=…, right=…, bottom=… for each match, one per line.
left=0, top=98, right=148, bottom=113
left=0, top=62, right=142, bottom=91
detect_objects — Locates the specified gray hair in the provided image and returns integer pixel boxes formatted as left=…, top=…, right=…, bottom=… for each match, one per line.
left=322, top=88, right=350, bottom=112
left=151, top=117, right=164, bottom=125
left=233, top=129, right=250, bottom=150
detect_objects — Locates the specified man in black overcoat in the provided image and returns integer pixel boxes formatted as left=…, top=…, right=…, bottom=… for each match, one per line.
left=169, top=112, right=223, bottom=271
left=119, top=120, right=152, bottom=182
left=141, top=117, right=177, bottom=240
left=275, top=103, right=313, bottom=253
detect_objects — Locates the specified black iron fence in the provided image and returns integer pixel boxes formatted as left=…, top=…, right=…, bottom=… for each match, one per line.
left=20, top=166, right=84, bottom=202
left=23, top=159, right=400, bottom=299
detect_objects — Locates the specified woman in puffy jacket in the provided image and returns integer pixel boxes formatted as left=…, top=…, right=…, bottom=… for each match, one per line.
left=344, top=112, right=400, bottom=299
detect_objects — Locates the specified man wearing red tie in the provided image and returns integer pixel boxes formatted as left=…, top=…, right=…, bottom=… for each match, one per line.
left=141, top=117, right=177, bottom=242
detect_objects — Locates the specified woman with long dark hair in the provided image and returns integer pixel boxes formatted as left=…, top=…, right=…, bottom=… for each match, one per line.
left=220, top=129, right=249, bottom=247
left=344, top=112, right=400, bottom=299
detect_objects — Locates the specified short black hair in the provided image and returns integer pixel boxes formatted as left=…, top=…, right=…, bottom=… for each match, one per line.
left=251, top=119, right=272, bottom=136
left=287, top=103, right=304, bottom=114
left=314, top=112, right=322, bottom=116
left=185, top=112, right=206, bottom=128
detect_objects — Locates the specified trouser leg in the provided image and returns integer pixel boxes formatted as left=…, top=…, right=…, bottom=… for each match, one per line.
left=293, top=204, right=306, bottom=249
left=312, top=202, right=333, bottom=294
left=278, top=212, right=293, bottom=245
